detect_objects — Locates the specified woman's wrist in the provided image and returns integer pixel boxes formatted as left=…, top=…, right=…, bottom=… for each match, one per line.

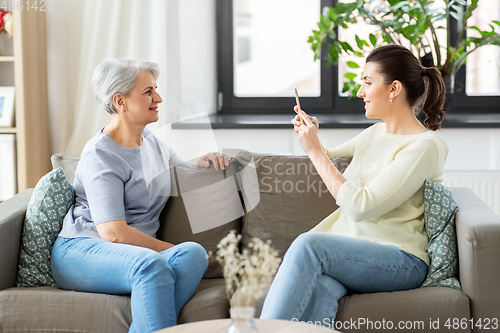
left=307, top=146, right=346, bottom=199
left=308, top=144, right=328, bottom=162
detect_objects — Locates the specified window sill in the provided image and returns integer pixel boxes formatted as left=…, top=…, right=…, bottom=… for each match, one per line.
left=171, top=113, right=500, bottom=130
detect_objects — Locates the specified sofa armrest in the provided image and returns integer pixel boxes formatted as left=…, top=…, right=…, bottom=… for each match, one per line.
left=0, top=189, right=33, bottom=291
left=452, top=187, right=500, bottom=329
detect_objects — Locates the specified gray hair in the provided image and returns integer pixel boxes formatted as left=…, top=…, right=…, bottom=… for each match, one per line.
left=92, top=58, right=160, bottom=114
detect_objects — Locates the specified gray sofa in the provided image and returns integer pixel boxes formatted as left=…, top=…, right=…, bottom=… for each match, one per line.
left=1, top=153, right=499, bottom=333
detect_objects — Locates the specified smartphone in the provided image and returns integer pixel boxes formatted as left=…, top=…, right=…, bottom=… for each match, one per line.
left=294, top=88, right=301, bottom=114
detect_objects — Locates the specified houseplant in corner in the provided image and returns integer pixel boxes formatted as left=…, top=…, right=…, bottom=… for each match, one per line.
left=308, top=0, right=500, bottom=97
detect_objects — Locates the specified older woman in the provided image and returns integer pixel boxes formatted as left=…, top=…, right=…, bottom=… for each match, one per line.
left=51, top=58, right=229, bottom=333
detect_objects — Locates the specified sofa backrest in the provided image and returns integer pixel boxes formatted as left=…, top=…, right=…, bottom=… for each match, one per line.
left=235, top=152, right=351, bottom=259
left=51, top=153, right=79, bottom=184
left=50, top=152, right=350, bottom=279
left=0, top=189, right=33, bottom=290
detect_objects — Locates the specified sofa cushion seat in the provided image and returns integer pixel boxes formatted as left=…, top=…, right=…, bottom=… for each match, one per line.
left=335, top=287, right=470, bottom=332
left=0, top=286, right=132, bottom=333
left=0, top=280, right=229, bottom=332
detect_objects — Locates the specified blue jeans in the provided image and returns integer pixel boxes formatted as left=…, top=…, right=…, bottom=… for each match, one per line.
left=260, top=232, right=428, bottom=326
left=51, top=237, right=208, bottom=333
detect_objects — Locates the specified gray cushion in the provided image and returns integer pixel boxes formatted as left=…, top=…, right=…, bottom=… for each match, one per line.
left=335, top=287, right=470, bottom=332
left=0, top=286, right=131, bottom=333
left=235, top=152, right=351, bottom=257
left=421, top=180, right=461, bottom=290
left=0, top=281, right=228, bottom=331
left=51, top=153, right=80, bottom=184
left=251, top=283, right=470, bottom=330
left=16, top=168, right=75, bottom=287
left=158, top=159, right=243, bottom=278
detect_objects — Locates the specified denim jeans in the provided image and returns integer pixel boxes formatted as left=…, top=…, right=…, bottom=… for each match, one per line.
left=260, top=232, right=428, bottom=326
left=51, top=237, right=208, bottom=333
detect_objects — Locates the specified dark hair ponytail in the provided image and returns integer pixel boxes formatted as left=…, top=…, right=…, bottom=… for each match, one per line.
left=421, top=67, right=445, bottom=131
left=365, top=45, right=446, bottom=131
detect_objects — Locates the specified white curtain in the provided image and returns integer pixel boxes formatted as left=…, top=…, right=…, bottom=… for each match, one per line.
left=46, top=0, right=216, bottom=156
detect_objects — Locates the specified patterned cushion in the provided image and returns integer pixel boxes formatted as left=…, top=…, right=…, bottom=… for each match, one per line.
left=420, top=179, right=461, bottom=290
left=16, top=168, right=75, bottom=287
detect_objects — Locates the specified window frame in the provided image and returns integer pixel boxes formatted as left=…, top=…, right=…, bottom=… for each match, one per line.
left=450, top=15, right=500, bottom=114
left=216, top=0, right=500, bottom=115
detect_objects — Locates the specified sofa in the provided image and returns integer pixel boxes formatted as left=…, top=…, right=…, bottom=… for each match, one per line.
left=0, top=152, right=499, bottom=333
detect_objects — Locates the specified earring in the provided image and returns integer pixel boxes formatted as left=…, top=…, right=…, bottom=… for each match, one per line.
left=390, top=99, right=393, bottom=105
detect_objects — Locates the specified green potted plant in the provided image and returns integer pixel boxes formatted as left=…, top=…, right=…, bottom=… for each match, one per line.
left=308, top=0, right=500, bottom=97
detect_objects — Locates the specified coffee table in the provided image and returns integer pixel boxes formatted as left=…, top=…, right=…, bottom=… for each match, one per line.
left=155, top=319, right=339, bottom=333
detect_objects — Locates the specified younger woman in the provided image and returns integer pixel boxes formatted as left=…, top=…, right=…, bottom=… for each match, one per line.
left=260, top=44, right=448, bottom=324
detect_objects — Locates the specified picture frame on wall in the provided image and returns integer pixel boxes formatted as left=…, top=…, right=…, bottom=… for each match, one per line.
left=0, top=86, right=15, bottom=127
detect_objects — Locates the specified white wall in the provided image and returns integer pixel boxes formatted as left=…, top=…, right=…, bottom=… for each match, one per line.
left=159, top=126, right=500, bottom=218
left=0, top=134, right=16, bottom=201
left=159, top=127, right=500, bottom=172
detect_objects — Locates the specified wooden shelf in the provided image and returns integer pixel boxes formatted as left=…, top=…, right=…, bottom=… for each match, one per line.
left=0, top=56, right=15, bottom=62
left=0, top=127, right=17, bottom=134
left=1, top=10, right=51, bottom=193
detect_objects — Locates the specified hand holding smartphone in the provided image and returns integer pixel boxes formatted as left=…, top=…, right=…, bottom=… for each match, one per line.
left=293, top=88, right=319, bottom=130
left=294, top=88, right=301, bottom=114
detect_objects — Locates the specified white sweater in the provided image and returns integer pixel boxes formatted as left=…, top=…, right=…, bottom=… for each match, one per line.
left=311, top=123, right=449, bottom=265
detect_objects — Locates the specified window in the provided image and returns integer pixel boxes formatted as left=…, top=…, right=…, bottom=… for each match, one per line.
left=217, top=0, right=353, bottom=114
left=233, top=0, right=321, bottom=97
left=453, top=0, right=500, bottom=113
left=466, top=0, right=500, bottom=96
left=217, top=0, right=500, bottom=115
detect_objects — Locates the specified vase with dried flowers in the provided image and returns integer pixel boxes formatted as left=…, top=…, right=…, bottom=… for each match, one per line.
left=0, top=9, right=13, bottom=56
left=214, top=230, right=281, bottom=333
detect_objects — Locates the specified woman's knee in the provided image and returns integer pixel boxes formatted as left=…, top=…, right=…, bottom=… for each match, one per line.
left=134, top=251, right=173, bottom=281
left=283, top=232, right=331, bottom=264
left=289, top=232, right=319, bottom=253
left=181, top=242, right=209, bottom=271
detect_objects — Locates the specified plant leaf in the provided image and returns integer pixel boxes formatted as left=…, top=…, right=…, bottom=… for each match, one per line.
left=340, top=41, right=355, bottom=53
left=347, top=61, right=360, bottom=68
left=355, top=35, right=364, bottom=49
left=344, top=72, right=358, bottom=80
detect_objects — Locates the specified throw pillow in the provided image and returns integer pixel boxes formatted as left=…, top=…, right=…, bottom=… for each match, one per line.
left=16, top=168, right=75, bottom=287
left=420, top=179, right=461, bottom=290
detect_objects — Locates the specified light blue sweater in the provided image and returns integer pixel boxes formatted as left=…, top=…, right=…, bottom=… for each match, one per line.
left=58, top=128, right=190, bottom=239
